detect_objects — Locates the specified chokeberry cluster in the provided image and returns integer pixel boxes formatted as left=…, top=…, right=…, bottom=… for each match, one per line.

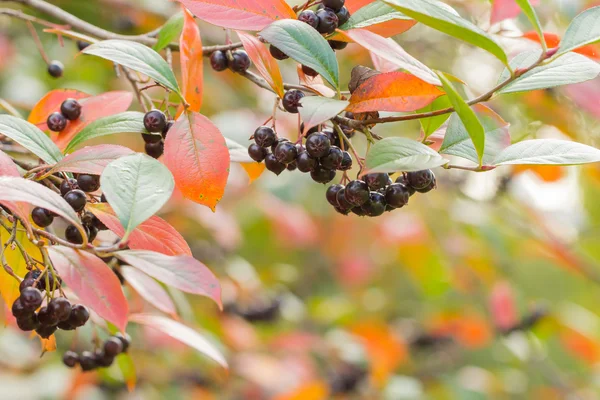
left=209, top=49, right=252, bottom=73
left=62, top=333, right=131, bottom=371
left=46, top=98, right=82, bottom=133
left=326, top=170, right=437, bottom=217
left=12, top=269, right=89, bottom=338
left=142, top=109, right=173, bottom=159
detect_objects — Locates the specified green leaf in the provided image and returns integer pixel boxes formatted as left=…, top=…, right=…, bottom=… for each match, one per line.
left=100, top=153, right=174, bottom=238
left=0, top=115, right=63, bottom=163
left=557, top=6, right=600, bottom=56
left=499, top=52, right=600, bottom=94
left=497, top=49, right=540, bottom=83
left=83, top=40, right=181, bottom=95
left=493, top=139, right=600, bottom=166
left=153, top=13, right=184, bottom=52
left=340, top=1, right=411, bottom=30
left=259, top=20, right=339, bottom=89
left=298, top=96, right=349, bottom=135
left=515, top=0, right=546, bottom=49
left=418, top=95, right=452, bottom=138
left=437, top=72, right=485, bottom=165
left=383, top=0, right=508, bottom=66
left=65, top=112, right=145, bottom=153
left=365, top=137, right=448, bottom=173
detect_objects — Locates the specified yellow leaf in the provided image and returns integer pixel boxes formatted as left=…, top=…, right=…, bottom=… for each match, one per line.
left=241, top=162, right=266, bottom=184
left=0, top=226, right=40, bottom=308
left=40, top=334, right=57, bottom=352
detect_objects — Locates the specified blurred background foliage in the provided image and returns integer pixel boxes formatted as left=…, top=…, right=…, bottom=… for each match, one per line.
left=2, top=0, right=600, bottom=399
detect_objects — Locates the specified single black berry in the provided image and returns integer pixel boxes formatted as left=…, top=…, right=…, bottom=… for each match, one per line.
left=145, top=141, right=164, bottom=159
left=326, top=184, right=344, bottom=207
left=300, top=123, right=319, bottom=136
left=265, top=153, right=286, bottom=175
left=323, top=128, right=341, bottom=148
left=88, top=225, right=99, bottom=242
left=32, top=207, right=54, bottom=228
left=269, top=45, right=288, bottom=60
left=254, top=126, right=277, bottom=148
left=63, top=351, right=79, bottom=368
left=60, top=99, right=82, bottom=120
left=274, top=141, right=298, bottom=164
left=323, top=0, right=345, bottom=12
left=210, top=51, right=228, bottom=71
left=65, top=225, right=87, bottom=245
left=69, top=304, right=90, bottom=327
left=16, top=314, right=39, bottom=331
left=329, top=40, right=348, bottom=50
left=385, top=183, right=410, bottom=208
left=320, top=146, right=343, bottom=170
left=48, top=297, right=72, bottom=322
left=58, top=320, right=76, bottom=331
left=47, top=60, right=64, bottom=78
left=336, top=7, right=351, bottom=26
left=143, top=110, right=167, bottom=133
left=76, top=41, right=89, bottom=51
left=162, top=121, right=174, bottom=139
left=248, top=144, right=268, bottom=162
left=142, top=132, right=162, bottom=144
left=296, top=152, right=317, bottom=173
left=19, top=277, right=36, bottom=292
left=282, top=90, right=305, bottom=114
left=271, top=138, right=289, bottom=153
left=114, top=332, right=132, bottom=353
left=37, top=306, right=59, bottom=327
left=94, top=350, right=115, bottom=367
left=361, top=192, right=386, bottom=217
left=286, top=161, right=297, bottom=171
left=60, top=178, right=79, bottom=196
left=302, top=65, right=319, bottom=77
left=364, top=173, right=392, bottom=191
left=339, top=151, right=352, bottom=171
left=64, top=189, right=87, bottom=212
left=104, top=337, right=124, bottom=357
left=345, top=180, right=369, bottom=207
left=396, top=175, right=416, bottom=196
left=79, top=351, right=97, bottom=371
left=306, top=132, right=331, bottom=158
left=416, top=175, right=437, bottom=193
left=77, top=174, right=100, bottom=192
left=47, top=112, right=67, bottom=132
left=35, top=324, right=57, bottom=339
left=351, top=206, right=367, bottom=216
left=316, top=8, right=339, bottom=34
left=298, top=10, right=319, bottom=28
left=310, top=165, right=336, bottom=184
left=229, top=50, right=251, bottom=73
left=20, top=287, right=43, bottom=311
left=406, top=170, right=434, bottom=190
left=11, top=298, right=30, bottom=319
left=336, top=187, right=354, bottom=211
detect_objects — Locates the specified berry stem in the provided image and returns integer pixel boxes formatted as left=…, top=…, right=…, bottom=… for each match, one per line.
left=333, top=123, right=364, bottom=174
left=26, top=20, right=50, bottom=65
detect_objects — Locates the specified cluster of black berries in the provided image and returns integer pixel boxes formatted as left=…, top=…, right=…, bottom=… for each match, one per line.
left=11, top=269, right=89, bottom=338
left=32, top=174, right=108, bottom=244
left=326, top=170, right=437, bottom=217
left=142, top=109, right=173, bottom=159
left=209, top=49, right=251, bottom=74
left=46, top=98, right=82, bottom=133
left=62, top=333, right=131, bottom=371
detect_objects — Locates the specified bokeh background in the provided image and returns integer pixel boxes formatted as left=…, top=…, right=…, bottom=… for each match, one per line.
left=2, top=0, right=600, bottom=398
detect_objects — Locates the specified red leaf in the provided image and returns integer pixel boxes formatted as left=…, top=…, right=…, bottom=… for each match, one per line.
left=297, top=65, right=336, bottom=98
left=130, top=313, right=228, bottom=368
left=180, top=7, right=204, bottom=113
left=491, top=0, right=540, bottom=24
left=176, top=0, right=296, bottom=31
left=163, top=112, right=230, bottom=211
left=342, top=0, right=416, bottom=37
left=88, top=203, right=192, bottom=256
left=237, top=31, right=284, bottom=98
left=370, top=51, right=400, bottom=73
left=0, top=150, right=20, bottom=177
left=47, top=145, right=134, bottom=176
left=28, top=89, right=90, bottom=130
left=489, top=281, right=518, bottom=331
left=523, top=31, right=600, bottom=60
left=0, top=151, right=27, bottom=225
left=47, top=91, right=133, bottom=151
left=120, top=266, right=177, bottom=316
left=115, top=250, right=222, bottom=308
left=347, top=71, right=443, bottom=113
left=47, top=246, right=129, bottom=332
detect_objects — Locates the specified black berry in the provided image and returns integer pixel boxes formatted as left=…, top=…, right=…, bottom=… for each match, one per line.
left=20, top=287, right=43, bottom=311
left=326, top=184, right=344, bottom=207
left=47, top=112, right=67, bottom=132
left=69, top=304, right=90, bottom=327
left=329, top=40, right=348, bottom=50
left=316, top=8, right=339, bottom=34
left=265, top=153, right=286, bottom=175
left=94, top=350, right=115, bottom=367
left=248, top=144, right=268, bottom=162
left=77, top=174, right=100, bottom=192
left=323, top=128, right=341, bottom=148
left=306, top=132, right=331, bottom=158
left=364, top=173, right=392, bottom=191
left=298, top=10, right=319, bottom=29
left=58, top=320, right=76, bottom=331
left=274, top=141, right=298, bottom=164
left=142, top=132, right=162, bottom=144
left=64, top=189, right=87, bottom=212
left=79, top=351, right=97, bottom=371
left=271, top=138, right=289, bottom=154
left=48, top=297, right=71, bottom=322
left=16, top=315, right=39, bottom=331
left=336, top=7, right=351, bottom=26
left=310, top=165, right=336, bottom=184
left=416, top=175, right=436, bottom=193
left=300, top=123, right=319, bottom=136
left=345, top=180, right=369, bottom=207
left=361, top=192, right=386, bottom=217
left=37, top=306, right=59, bottom=327
left=162, top=121, right=174, bottom=139
left=143, top=110, right=167, bottom=133
left=63, top=351, right=79, bottom=368
left=302, top=65, right=319, bottom=77
left=210, top=51, right=228, bottom=71
left=114, top=332, right=132, bottom=353
left=32, top=207, right=54, bottom=227
left=296, top=152, right=317, bottom=173
left=269, top=45, right=288, bottom=60
left=65, top=225, right=87, bottom=245
left=336, top=189, right=354, bottom=211
left=229, top=50, right=251, bottom=73
left=323, top=0, right=345, bottom=12
left=88, top=225, right=99, bottom=242
left=76, top=41, right=89, bottom=51
left=396, top=175, right=416, bottom=196
left=320, top=146, right=343, bottom=170
left=286, top=161, right=297, bottom=171
left=11, top=298, right=30, bottom=319
left=282, top=90, right=305, bottom=114
left=60, top=178, right=79, bottom=196
left=254, top=126, right=277, bottom=148
left=60, top=99, right=82, bottom=120
left=406, top=170, right=435, bottom=190
left=47, top=61, right=64, bottom=78
left=385, top=184, right=410, bottom=208
left=339, top=151, right=352, bottom=171
left=35, top=324, right=57, bottom=339
left=145, top=141, right=164, bottom=159
left=104, top=337, right=124, bottom=357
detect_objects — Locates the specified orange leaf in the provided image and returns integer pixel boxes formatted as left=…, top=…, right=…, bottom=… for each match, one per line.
left=523, top=31, right=600, bottom=60
left=274, top=381, right=329, bottom=400
left=88, top=203, right=192, bottom=256
left=28, top=89, right=90, bottom=129
left=347, top=71, right=443, bottom=113
left=241, top=161, right=266, bottom=184
left=176, top=0, right=296, bottom=31
left=163, top=112, right=230, bottom=211
left=297, top=65, right=336, bottom=98
left=40, top=334, right=57, bottom=352
left=237, top=31, right=284, bottom=98
left=513, top=164, right=565, bottom=182
left=180, top=7, right=203, bottom=113
left=561, top=329, right=600, bottom=364
left=341, top=0, right=416, bottom=38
